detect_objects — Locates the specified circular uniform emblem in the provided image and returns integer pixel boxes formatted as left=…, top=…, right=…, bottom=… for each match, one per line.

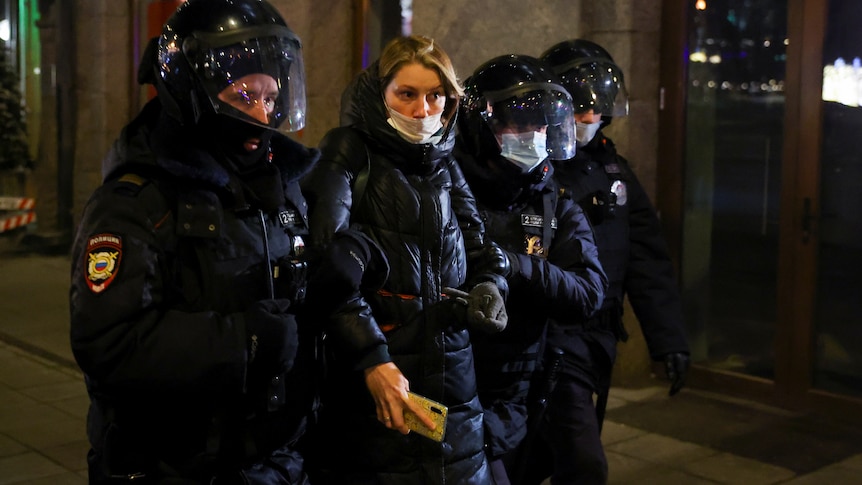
left=611, top=180, right=628, bottom=206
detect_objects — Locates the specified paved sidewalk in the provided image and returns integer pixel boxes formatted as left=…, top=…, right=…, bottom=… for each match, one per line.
left=1, top=253, right=862, bottom=484
left=0, top=342, right=88, bottom=484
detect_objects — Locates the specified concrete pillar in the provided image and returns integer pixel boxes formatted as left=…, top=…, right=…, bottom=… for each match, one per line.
left=271, top=0, right=355, bottom=146
left=32, top=0, right=59, bottom=234
left=586, top=0, right=666, bottom=387
left=71, top=1, right=136, bottom=223
left=412, top=1, right=582, bottom=78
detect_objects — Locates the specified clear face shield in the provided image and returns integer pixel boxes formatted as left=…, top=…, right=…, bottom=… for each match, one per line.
left=481, top=82, right=577, bottom=165
left=181, top=25, right=307, bottom=134
left=559, top=58, right=629, bottom=117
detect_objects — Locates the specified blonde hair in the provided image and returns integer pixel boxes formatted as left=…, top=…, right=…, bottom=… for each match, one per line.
left=378, top=35, right=464, bottom=119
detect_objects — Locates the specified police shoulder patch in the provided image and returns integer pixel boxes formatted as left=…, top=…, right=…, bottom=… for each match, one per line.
left=85, top=233, right=123, bottom=294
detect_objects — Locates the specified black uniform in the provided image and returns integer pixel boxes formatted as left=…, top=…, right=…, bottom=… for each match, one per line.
left=455, top=150, right=607, bottom=481
left=70, top=100, right=320, bottom=483
left=522, top=132, right=691, bottom=484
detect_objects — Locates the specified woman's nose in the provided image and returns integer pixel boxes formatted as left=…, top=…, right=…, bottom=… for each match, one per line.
left=413, top=99, right=430, bottom=118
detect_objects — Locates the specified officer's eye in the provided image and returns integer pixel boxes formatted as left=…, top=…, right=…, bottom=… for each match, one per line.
left=263, top=93, right=278, bottom=112
left=235, top=90, right=254, bottom=106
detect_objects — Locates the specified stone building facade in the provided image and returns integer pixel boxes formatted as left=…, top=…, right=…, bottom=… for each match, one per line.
left=31, top=0, right=663, bottom=385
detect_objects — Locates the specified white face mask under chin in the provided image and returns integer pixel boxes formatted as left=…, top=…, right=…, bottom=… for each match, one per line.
left=576, top=121, right=602, bottom=147
left=386, top=105, right=444, bottom=144
left=500, top=131, right=548, bottom=172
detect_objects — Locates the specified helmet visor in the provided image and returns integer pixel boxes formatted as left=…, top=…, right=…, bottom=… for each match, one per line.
left=558, top=58, right=629, bottom=117
left=482, top=83, right=576, bottom=160
left=184, top=25, right=307, bottom=133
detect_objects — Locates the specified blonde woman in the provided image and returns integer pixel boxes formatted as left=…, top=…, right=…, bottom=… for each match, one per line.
left=302, top=35, right=506, bottom=484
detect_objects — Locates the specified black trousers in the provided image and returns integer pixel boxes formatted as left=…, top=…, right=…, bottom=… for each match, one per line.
left=519, top=374, right=608, bottom=485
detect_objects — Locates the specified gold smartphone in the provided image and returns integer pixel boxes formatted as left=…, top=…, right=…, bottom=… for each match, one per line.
left=404, top=392, right=448, bottom=442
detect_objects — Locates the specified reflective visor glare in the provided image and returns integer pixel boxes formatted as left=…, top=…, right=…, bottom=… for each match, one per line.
left=545, top=91, right=576, bottom=159
left=193, top=36, right=307, bottom=133
left=489, top=92, right=556, bottom=133
left=611, top=84, right=629, bottom=117
left=578, top=63, right=626, bottom=116
left=488, top=90, right=575, bottom=159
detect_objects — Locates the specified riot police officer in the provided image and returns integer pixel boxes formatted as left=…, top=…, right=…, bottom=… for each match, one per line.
left=69, top=0, right=331, bottom=482
left=516, top=39, right=692, bottom=484
left=454, top=54, right=608, bottom=485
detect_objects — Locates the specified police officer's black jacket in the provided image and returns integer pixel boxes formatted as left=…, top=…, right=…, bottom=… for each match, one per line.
left=69, top=99, right=320, bottom=481
left=455, top=150, right=607, bottom=458
left=550, top=132, right=689, bottom=380
left=300, top=61, right=492, bottom=484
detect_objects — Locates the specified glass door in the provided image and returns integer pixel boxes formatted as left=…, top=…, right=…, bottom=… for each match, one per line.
left=681, top=0, right=787, bottom=380
left=812, top=0, right=862, bottom=399
left=663, top=0, right=862, bottom=415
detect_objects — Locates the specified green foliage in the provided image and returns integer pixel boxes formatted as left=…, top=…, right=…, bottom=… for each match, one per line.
left=0, top=43, right=33, bottom=171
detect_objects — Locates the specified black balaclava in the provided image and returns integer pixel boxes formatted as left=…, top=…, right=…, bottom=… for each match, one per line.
left=197, top=113, right=275, bottom=171
left=197, top=113, right=285, bottom=212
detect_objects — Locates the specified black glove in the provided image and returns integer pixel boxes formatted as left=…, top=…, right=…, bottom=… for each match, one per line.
left=664, top=352, right=690, bottom=396
left=274, top=257, right=308, bottom=304
left=443, top=282, right=508, bottom=334
left=244, top=299, right=299, bottom=377
left=306, top=231, right=389, bottom=308
left=471, top=241, right=515, bottom=279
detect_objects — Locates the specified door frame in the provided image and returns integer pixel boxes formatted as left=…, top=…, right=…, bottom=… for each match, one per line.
left=658, top=0, right=862, bottom=420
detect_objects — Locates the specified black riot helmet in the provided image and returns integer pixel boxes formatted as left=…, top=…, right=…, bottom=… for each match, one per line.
left=459, top=54, right=576, bottom=171
left=541, top=39, right=629, bottom=117
left=154, top=0, right=307, bottom=134
left=547, top=38, right=615, bottom=63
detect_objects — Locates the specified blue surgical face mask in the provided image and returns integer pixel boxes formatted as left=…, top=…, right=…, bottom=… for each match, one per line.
left=576, top=120, right=602, bottom=147
left=386, top=104, right=444, bottom=144
left=499, top=131, right=548, bottom=172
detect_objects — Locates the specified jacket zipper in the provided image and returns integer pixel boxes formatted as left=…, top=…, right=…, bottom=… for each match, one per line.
left=259, top=209, right=275, bottom=299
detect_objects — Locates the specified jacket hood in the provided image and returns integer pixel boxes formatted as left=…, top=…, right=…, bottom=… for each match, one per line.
left=102, top=99, right=320, bottom=187
left=339, top=60, right=457, bottom=173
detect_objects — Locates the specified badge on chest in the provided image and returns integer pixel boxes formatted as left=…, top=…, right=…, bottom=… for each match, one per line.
left=521, top=213, right=557, bottom=229
left=521, top=213, right=555, bottom=258
left=279, top=209, right=298, bottom=226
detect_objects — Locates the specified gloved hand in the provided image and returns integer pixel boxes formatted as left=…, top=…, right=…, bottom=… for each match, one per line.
left=443, top=281, right=508, bottom=334
left=471, top=241, right=516, bottom=279
left=274, top=257, right=308, bottom=304
left=664, top=352, right=691, bottom=396
left=305, top=231, right=389, bottom=308
left=244, top=299, right=299, bottom=377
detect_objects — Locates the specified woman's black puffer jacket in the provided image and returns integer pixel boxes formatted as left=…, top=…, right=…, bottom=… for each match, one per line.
left=301, top=62, right=491, bottom=484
